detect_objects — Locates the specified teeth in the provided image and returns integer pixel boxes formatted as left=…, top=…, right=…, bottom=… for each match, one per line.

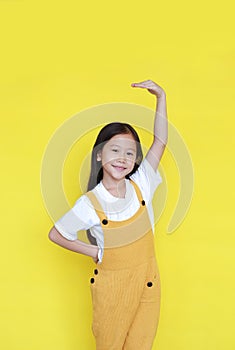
left=113, top=166, right=125, bottom=170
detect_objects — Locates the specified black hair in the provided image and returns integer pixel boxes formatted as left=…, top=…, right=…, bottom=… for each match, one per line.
left=86, top=122, right=143, bottom=246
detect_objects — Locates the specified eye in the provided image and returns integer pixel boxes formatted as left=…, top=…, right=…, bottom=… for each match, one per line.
left=112, top=148, right=118, bottom=152
left=127, top=152, right=134, bottom=156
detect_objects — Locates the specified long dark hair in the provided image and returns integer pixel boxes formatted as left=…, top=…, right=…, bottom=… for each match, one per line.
left=86, top=122, right=143, bottom=245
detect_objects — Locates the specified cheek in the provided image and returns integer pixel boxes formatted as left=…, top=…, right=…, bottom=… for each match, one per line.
left=101, top=153, right=116, bottom=165
left=129, top=156, right=137, bottom=164
left=127, top=159, right=136, bottom=170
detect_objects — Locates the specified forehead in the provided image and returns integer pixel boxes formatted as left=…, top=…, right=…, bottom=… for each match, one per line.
left=107, top=133, right=136, bottom=145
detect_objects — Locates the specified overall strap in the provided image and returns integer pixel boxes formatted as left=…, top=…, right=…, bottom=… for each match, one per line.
left=129, top=179, right=145, bottom=205
left=85, top=190, right=107, bottom=223
left=85, top=181, right=152, bottom=250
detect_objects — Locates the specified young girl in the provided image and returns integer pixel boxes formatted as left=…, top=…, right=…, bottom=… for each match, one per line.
left=48, top=80, right=168, bottom=350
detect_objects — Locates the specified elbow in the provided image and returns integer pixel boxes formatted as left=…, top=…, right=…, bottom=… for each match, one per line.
left=48, top=226, right=58, bottom=243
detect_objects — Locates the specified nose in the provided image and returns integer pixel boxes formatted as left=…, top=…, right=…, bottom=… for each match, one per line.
left=117, top=152, right=126, bottom=162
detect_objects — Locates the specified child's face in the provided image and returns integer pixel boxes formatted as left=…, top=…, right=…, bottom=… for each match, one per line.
left=97, top=133, right=137, bottom=182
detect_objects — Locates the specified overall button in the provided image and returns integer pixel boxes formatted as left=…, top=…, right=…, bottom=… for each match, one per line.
left=147, top=281, right=153, bottom=287
left=141, top=200, right=145, bottom=206
left=90, top=278, right=95, bottom=284
left=102, top=219, right=108, bottom=225
left=94, top=269, right=98, bottom=275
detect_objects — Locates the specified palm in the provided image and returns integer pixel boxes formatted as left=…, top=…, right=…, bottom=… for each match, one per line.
left=147, top=88, right=157, bottom=95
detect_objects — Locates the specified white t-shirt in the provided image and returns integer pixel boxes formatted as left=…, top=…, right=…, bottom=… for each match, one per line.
left=54, top=158, right=162, bottom=263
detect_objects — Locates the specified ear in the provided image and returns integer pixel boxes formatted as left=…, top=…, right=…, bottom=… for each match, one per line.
left=135, top=155, right=142, bottom=164
left=96, top=151, right=102, bottom=162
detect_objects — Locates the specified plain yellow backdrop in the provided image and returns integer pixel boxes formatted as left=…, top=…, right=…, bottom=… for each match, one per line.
left=0, top=0, right=234, bottom=349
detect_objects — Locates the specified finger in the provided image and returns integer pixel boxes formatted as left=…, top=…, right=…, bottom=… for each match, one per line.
left=131, top=83, right=145, bottom=88
left=131, top=80, right=151, bottom=86
left=131, top=83, right=151, bottom=88
left=132, top=79, right=156, bottom=87
left=131, top=83, right=155, bottom=90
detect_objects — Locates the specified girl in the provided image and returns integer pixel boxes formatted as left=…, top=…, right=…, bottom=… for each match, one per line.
left=48, top=80, right=168, bottom=350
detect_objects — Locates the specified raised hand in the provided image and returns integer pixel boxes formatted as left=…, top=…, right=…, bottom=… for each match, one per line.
left=131, top=79, right=165, bottom=98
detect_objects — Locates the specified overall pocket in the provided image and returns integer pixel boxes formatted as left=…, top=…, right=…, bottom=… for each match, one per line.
left=140, top=256, right=161, bottom=303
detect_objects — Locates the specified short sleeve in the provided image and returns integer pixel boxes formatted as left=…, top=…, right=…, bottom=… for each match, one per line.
left=130, top=157, right=162, bottom=203
left=54, top=195, right=100, bottom=241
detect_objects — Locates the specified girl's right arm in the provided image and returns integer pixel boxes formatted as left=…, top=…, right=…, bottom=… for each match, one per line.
left=48, top=226, right=99, bottom=262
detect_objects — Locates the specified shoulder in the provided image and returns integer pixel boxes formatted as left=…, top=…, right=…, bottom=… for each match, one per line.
left=130, top=157, right=162, bottom=185
left=130, top=158, right=163, bottom=201
left=73, top=194, right=95, bottom=210
left=54, top=193, right=101, bottom=238
left=72, top=194, right=100, bottom=226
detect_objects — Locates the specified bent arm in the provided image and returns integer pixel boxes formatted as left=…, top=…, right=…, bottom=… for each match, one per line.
left=48, top=226, right=99, bottom=261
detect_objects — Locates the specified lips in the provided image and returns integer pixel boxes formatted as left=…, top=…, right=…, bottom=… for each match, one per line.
left=112, top=165, right=126, bottom=171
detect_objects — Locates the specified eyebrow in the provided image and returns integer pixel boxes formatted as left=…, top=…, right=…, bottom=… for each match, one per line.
left=109, top=143, right=136, bottom=151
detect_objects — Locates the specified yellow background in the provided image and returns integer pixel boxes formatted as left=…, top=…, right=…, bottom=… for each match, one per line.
left=0, top=0, right=234, bottom=349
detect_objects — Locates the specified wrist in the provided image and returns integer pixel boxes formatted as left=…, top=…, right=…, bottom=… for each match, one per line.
left=156, top=91, right=166, bottom=99
left=91, top=245, right=99, bottom=259
left=91, top=246, right=99, bottom=263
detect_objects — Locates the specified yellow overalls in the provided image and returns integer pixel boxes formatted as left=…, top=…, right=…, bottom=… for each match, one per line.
left=86, top=180, right=161, bottom=350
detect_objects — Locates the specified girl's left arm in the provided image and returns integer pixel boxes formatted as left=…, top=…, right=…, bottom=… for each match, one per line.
left=131, top=80, right=168, bottom=171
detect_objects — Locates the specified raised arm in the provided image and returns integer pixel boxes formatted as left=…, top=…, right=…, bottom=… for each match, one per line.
left=131, top=80, right=168, bottom=171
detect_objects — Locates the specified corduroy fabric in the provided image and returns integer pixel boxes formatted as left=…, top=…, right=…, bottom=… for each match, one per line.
left=86, top=180, right=161, bottom=350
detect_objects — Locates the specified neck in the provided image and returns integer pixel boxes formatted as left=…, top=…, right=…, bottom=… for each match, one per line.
left=101, top=178, right=126, bottom=198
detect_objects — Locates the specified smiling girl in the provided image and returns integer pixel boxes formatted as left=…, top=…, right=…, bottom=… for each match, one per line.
left=48, top=80, right=168, bottom=349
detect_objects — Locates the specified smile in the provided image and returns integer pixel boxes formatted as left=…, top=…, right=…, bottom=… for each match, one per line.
left=112, top=165, right=127, bottom=171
